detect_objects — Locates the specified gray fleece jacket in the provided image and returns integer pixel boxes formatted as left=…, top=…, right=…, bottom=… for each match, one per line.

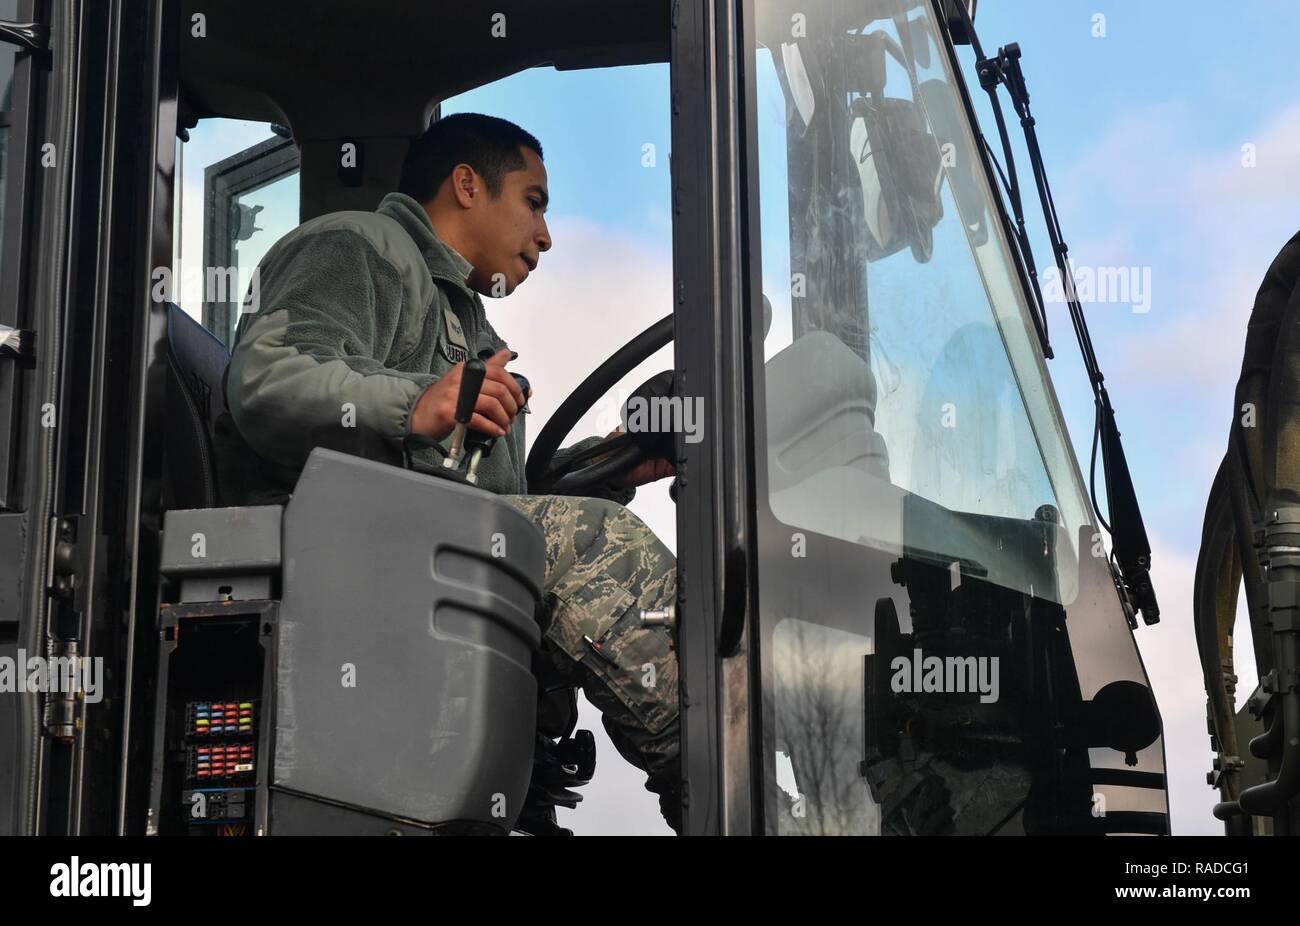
left=214, top=191, right=628, bottom=507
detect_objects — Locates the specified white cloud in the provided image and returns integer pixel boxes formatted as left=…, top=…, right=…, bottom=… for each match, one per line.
left=491, top=215, right=678, bottom=549
left=1186, top=105, right=1300, bottom=208
left=491, top=216, right=677, bottom=835
left=1063, top=104, right=1300, bottom=391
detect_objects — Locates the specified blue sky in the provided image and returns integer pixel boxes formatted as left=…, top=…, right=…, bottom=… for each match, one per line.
left=178, top=1, right=1300, bottom=835
left=968, top=0, right=1300, bottom=546
left=445, top=65, right=673, bottom=242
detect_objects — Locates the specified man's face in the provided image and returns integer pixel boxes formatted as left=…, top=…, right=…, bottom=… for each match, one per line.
left=464, top=147, right=551, bottom=297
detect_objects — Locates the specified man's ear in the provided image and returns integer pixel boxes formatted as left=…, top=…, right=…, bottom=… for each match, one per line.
left=450, top=163, right=479, bottom=209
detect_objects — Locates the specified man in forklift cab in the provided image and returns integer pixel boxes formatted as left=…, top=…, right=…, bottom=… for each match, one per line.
left=213, top=113, right=682, bottom=830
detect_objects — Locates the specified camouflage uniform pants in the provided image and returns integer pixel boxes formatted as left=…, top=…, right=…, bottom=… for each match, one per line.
left=500, top=494, right=680, bottom=829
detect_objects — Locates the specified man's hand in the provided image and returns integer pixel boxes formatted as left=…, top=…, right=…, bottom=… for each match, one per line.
left=410, top=349, right=526, bottom=440
left=605, top=428, right=676, bottom=488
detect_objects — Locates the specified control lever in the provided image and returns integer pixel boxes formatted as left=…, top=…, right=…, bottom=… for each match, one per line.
left=443, top=358, right=486, bottom=471
left=462, top=370, right=532, bottom=484
left=444, top=350, right=533, bottom=484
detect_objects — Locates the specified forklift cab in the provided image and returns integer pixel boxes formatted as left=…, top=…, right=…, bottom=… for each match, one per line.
left=0, top=0, right=1170, bottom=835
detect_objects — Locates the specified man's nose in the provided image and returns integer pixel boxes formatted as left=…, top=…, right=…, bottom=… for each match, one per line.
left=536, top=217, right=552, bottom=252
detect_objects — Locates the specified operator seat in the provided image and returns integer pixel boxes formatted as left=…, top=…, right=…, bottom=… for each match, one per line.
left=163, top=303, right=230, bottom=510
left=156, top=302, right=585, bottom=835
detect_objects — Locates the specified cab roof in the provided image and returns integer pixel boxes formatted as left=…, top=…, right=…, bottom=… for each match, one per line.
left=179, top=0, right=670, bottom=140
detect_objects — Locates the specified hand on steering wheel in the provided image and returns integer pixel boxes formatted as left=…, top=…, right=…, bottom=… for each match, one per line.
left=526, top=315, right=675, bottom=496
left=603, top=429, right=676, bottom=488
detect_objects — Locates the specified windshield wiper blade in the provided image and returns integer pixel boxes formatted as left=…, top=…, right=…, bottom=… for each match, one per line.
left=949, top=6, right=1160, bottom=627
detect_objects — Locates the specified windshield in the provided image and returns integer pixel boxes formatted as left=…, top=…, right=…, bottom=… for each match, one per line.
left=747, top=0, right=1166, bottom=835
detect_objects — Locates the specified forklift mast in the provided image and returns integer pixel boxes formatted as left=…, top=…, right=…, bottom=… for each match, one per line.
left=1196, top=230, right=1300, bottom=836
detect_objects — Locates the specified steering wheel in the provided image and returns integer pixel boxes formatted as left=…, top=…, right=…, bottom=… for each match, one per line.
left=525, top=314, right=673, bottom=496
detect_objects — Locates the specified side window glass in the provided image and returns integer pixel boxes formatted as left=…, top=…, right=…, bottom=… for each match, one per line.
left=172, top=119, right=300, bottom=345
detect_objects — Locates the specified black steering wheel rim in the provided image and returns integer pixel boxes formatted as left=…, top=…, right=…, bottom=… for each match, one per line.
left=526, top=313, right=674, bottom=494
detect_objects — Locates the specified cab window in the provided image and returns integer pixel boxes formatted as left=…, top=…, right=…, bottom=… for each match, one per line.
left=746, top=0, right=1163, bottom=835
left=445, top=63, right=676, bottom=836
left=172, top=64, right=676, bottom=835
left=172, top=119, right=300, bottom=345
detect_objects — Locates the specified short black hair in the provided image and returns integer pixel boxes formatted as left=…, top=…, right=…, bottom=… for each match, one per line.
left=399, top=113, right=543, bottom=203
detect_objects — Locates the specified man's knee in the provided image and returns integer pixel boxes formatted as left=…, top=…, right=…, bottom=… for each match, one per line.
left=502, top=494, right=672, bottom=583
left=502, top=493, right=622, bottom=558
left=502, top=492, right=678, bottom=728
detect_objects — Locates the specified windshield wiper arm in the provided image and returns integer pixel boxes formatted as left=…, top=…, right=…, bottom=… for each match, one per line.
left=949, top=6, right=1160, bottom=627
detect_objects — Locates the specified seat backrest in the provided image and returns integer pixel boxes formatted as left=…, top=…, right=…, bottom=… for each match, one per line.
left=164, top=303, right=230, bottom=509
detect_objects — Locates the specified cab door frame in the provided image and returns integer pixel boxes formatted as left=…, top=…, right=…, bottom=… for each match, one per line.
left=0, top=0, right=58, bottom=837
left=671, top=0, right=762, bottom=836
left=0, top=0, right=174, bottom=835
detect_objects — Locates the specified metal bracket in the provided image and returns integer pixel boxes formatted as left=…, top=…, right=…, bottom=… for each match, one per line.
left=639, top=606, right=676, bottom=629
left=43, top=638, right=80, bottom=742
left=42, top=518, right=90, bottom=742
left=48, top=515, right=95, bottom=613
left=0, top=20, right=49, bottom=54
left=0, top=324, right=35, bottom=361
